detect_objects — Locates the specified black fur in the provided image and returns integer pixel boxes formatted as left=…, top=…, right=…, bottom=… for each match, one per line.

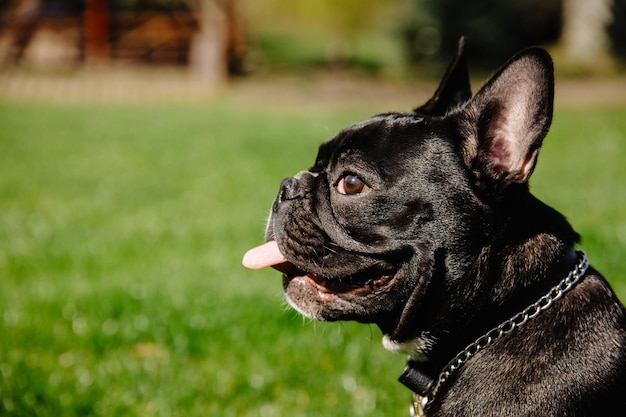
left=263, top=39, right=626, bottom=416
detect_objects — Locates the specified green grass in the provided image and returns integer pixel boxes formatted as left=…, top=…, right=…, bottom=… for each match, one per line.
left=0, top=99, right=624, bottom=416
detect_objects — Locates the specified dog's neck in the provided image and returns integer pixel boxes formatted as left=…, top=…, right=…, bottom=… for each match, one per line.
left=382, top=192, right=580, bottom=365
left=383, top=248, right=581, bottom=357
left=394, top=249, right=588, bottom=414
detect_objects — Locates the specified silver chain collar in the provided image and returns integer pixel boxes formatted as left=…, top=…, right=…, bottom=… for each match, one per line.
left=410, top=250, right=589, bottom=417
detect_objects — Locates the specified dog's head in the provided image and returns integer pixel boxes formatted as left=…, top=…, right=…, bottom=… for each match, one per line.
left=244, top=39, right=555, bottom=343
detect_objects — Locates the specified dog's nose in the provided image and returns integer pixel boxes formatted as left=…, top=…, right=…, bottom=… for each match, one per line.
left=275, top=171, right=319, bottom=209
left=277, top=177, right=303, bottom=205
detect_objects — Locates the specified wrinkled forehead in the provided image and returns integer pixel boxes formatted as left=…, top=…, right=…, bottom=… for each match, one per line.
left=314, top=112, right=430, bottom=170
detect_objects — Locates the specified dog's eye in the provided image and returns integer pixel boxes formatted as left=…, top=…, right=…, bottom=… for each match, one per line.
left=337, top=175, right=370, bottom=195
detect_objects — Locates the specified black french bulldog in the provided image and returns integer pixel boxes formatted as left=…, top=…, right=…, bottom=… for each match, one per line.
left=243, top=39, right=626, bottom=416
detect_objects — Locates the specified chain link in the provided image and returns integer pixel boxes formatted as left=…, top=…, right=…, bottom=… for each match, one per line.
left=421, top=250, right=589, bottom=410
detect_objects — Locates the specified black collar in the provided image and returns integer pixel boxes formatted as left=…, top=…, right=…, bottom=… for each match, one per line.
left=399, top=359, right=435, bottom=396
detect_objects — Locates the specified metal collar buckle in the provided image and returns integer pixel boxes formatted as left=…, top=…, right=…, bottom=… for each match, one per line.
left=410, top=393, right=428, bottom=417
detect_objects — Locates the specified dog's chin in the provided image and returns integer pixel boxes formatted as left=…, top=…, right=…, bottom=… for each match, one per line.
left=280, top=262, right=401, bottom=321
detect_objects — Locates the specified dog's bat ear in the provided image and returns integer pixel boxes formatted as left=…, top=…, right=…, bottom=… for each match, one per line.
left=461, top=47, right=554, bottom=186
left=414, top=37, right=472, bottom=116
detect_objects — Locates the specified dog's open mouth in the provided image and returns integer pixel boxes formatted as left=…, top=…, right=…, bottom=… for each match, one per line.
left=243, top=240, right=397, bottom=297
left=284, top=263, right=397, bottom=298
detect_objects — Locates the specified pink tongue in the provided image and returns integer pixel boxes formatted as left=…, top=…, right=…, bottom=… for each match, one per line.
left=242, top=240, right=287, bottom=270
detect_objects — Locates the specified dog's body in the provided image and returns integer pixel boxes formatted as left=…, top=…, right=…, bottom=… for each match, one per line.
left=243, top=39, right=626, bottom=416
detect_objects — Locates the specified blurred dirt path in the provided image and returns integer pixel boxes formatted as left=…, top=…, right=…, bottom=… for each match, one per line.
left=0, top=69, right=625, bottom=108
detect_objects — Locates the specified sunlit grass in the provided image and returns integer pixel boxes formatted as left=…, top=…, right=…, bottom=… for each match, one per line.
left=533, top=107, right=626, bottom=295
left=0, top=100, right=624, bottom=416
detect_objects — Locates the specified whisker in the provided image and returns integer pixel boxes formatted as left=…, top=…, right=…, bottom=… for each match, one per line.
left=323, top=245, right=338, bottom=254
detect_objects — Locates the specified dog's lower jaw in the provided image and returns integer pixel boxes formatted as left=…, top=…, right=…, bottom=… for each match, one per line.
left=382, top=334, right=434, bottom=362
left=283, top=285, right=328, bottom=321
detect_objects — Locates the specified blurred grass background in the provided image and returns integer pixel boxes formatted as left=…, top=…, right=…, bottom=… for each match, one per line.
left=0, top=96, right=625, bottom=416
left=1, top=0, right=626, bottom=416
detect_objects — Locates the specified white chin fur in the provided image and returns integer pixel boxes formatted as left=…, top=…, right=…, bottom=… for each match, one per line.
left=382, top=334, right=433, bottom=361
left=284, top=293, right=323, bottom=321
